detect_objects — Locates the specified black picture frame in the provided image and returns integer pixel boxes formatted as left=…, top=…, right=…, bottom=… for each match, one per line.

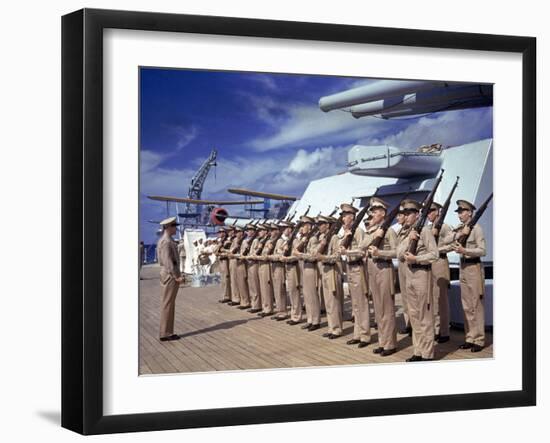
left=62, top=8, right=536, bottom=435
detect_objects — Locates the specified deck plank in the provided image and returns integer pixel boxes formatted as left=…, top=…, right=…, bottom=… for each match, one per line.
left=139, top=265, right=493, bottom=374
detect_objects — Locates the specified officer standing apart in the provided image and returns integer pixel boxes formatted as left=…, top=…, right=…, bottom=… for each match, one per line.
left=365, top=197, right=398, bottom=357
left=157, top=217, right=183, bottom=342
left=452, top=200, right=487, bottom=352
left=427, top=202, right=454, bottom=343
left=339, top=204, right=371, bottom=348
left=395, top=200, right=438, bottom=361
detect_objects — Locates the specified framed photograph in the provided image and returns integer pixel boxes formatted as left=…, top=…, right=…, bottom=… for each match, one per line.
left=62, top=8, right=536, bottom=435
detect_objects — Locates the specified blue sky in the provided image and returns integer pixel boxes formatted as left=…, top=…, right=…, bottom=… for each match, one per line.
left=140, top=68, right=493, bottom=243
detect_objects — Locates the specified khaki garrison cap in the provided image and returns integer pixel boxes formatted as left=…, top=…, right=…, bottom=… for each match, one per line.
left=268, top=222, right=281, bottom=230
left=369, top=197, right=390, bottom=210
left=317, top=215, right=336, bottom=224
left=245, top=223, right=257, bottom=230
left=455, top=199, right=476, bottom=212
left=160, top=216, right=180, bottom=227
left=340, top=203, right=358, bottom=215
left=256, top=223, right=269, bottom=230
left=234, top=226, right=245, bottom=232
left=278, top=220, right=294, bottom=228
left=430, top=201, right=443, bottom=211
left=300, top=215, right=315, bottom=224
left=402, top=200, right=422, bottom=212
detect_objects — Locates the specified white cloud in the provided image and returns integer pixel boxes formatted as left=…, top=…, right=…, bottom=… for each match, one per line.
left=173, top=124, right=199, bottom=150
left=285, top=147, right=335, bottom=174
left=249, top=103, right=383, bottom=151
left=359, top=107, right=493, bottom=149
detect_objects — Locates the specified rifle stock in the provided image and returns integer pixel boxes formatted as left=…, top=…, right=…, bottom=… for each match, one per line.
left=407, top=170, right=445, bottom=254
left=434, top=176, right=459, bottom=242
left=341, top=203, right=370, bottom=249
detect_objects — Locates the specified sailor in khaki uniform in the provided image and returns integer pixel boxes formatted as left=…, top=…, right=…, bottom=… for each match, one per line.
left=339, top=204, right=371, bottom=348
left=215, top=227, right=232, bottom=303
left=365, top=197, right=398, bottom=356
left=257, top=224, right=277, bottom=317
left=227, top=228, right=242, bottom=306
left=427, top=202, right=454, bottom=343
left=395, top=205, right=412, bottom=335
left=156, top=217, right=183, bottom=341
left=235, top=226, right=251, bottom=309
left=294, top=216, right=321, bottom=331
left=281, top=223, right=303, bottom=325
left=271, top=222, right=289, bottom=320
left=452, top=199, right=487, bottom=352
left=316, top=216, right=344, bottom=338
left=245, top=224, right=262, bottom=313
left=395, top=200, right=439, bottom=361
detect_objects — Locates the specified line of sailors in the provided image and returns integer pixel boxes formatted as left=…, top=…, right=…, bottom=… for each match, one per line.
left=214, top=197, right=487, bottom=362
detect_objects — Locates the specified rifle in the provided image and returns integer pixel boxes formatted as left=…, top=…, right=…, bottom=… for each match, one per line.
left=282, top=205, right=311, bottom=257
left=407, top=169, right=445, bottom=254
left=341, top=203, right=371, bottom=249
left=370, top=191, right=411, bottom=249
left=328, top=206, right=339, bottom=217
left=285, top=210, right=297, bottom=222
left=434, top=176, right=459, bottom=243
left=317, top=216, right=343, bottom=255
left=456, top=193, right=493, bottom=246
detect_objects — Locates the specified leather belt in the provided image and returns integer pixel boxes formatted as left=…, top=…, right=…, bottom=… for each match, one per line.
left=347, top=259, right=363, bottom=266
left=371, top=258, right=391, bottom=264
left=461, top=257, right=481, bottom=264
left=409, top=263, right=431, bottom=270
left=439, top=253, right=447, bottom=259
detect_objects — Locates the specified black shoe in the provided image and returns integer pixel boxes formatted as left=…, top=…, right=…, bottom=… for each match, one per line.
left=471, top=344, right=484, bottom=353
left=406, top=355, right=423, bottom=362
left=228, top=301, right=239, bottom=306
left=259, top=312, right=273, bottom=317
left=160, top=334, right=180, bottom=342
left=219, top=299, right=231, bottom=304
left=322, top=332, right=331, bottom=338
left=437, top=336, right=450, bottom=344
left=381, top=348, right=397, bottom=356
left=248, top=308, right=261, bottom=313
left=459, top=342, right=474, bottom=350
left=328, top=334, right=340, bottom=340
left=346, top=339, right=360, bottom=345
left=358, top=342, right=369, bottom=349
left=238, top=305, right=250, bottom=310
left=308, top=324, right=320, bottom=331
left=373, top=347, right=384, bottom=354
left=287, top=320, right=300, bottom=325
left=276, top=316, right=289, bottom=321
left=270, top=316, right=279, bottom=320
left=301, top=323, right=312, bottom=330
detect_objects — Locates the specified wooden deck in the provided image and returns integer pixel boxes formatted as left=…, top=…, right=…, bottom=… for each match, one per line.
left=139, top=264, right=493, bottom=374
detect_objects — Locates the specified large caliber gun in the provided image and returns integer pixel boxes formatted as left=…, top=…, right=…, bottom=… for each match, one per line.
left=407, top=170, right=445, bottom=254
left=369, top=192, right=411, bottom=249
left=341, top=203, right=371, bottom=249
left=455, top=193, right=493, bottom=246
left=434, top=176, right=459, bottom=243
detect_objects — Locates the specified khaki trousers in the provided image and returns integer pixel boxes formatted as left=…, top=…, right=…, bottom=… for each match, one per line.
left=236, top=260, right=250, bottom=306
left=258, top=262, right=274, bottom=314
left=247, top=261, right=261, bottom=310
left=460, top=262, right=485, bottom=346
left=405, top=266, right=435, bottom=359
left=229, top=259, right=240, bottom=303
left=272, top=262, right=287, bottom=316
left=432, top=257, right=450, bottom=337
left=397, top=260, right=410, bottom=329
left=347, top=262, right=371, bottom=343
left=286, top=262, right=302, bottom=322
left=368, top=259, right=397, bottom=350
left=220, top=259, right=231, bottom=301
left=321, top=264, right=343, bottom=335
left=302, top=262, right=321, bottom=325
left=159, top=273, right=179, bottom=338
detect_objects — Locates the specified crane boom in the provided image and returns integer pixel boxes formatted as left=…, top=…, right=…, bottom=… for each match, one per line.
left=188, top=148, right=217, bottom=200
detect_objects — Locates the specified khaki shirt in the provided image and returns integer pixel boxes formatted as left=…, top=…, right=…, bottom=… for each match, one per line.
left=453, top=224, right=486, bottom=259
left=362, top=224, right=397, bottom=260
left=341, top=227, right=365, bottom=261
left=157, top=233, right=181, bottom=278
left=396, top=226, right=438, bottom=265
